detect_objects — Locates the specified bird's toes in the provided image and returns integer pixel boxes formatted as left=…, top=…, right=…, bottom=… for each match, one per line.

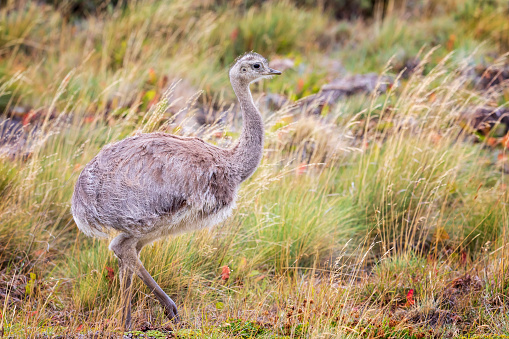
left=164, top=303, right=179, bottom=322
left=171, top=308, right=179, bottom=322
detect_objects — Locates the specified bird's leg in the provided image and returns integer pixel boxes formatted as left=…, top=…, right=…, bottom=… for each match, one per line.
left=118, top=258, right=134, bottom=330
left=111, top=234, right=179, bottom=324
left=133, top=238, right=179, bottom=321
left=110, top=234, right=139, bottom=331
left=132, top=257, right=179, bottom=321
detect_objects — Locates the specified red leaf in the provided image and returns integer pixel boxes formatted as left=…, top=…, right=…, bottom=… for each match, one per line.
left=487, top=137, right=499, bottom=147
left=296, top=162, right=307, bottom=176
left=446, top=34, right=456, bottom=51
left=501, top=135, right=509, bottom=149
left=76, top=324, right=83, bottom=332
left=22, top=111, right=36, bottom=127
left=148, top=68, right=157, bottom=84
left=297, top=78, right=305, bottom=93
left=405, top=289, right=415, bottom=306
left=230, top=28, right=239, bottom=41
left=460, top=251, right=467, bottom=266
left=105, top=266, right=115, bottom=283
left=221, top=265, right=230, bottom=281
left=84, top=115, right=95, bottom=124
left=22, top=113, right=30, bottom=126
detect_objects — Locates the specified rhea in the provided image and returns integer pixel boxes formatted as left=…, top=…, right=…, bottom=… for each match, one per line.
left=71, top=52, right=281, bottom=329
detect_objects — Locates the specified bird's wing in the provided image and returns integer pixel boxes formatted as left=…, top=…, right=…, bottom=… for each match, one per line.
left=74, top=133, right=237, bottom=234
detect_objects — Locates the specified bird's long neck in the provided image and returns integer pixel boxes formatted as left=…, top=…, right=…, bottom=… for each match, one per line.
left=229, top=78, right=264, bottom=182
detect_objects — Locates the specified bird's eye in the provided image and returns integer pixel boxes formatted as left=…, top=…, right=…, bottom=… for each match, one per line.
left=253, top=63, right=260, bottom=69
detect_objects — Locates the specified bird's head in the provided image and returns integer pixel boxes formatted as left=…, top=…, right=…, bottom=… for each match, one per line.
left=229, top=52, right=282, bottom=85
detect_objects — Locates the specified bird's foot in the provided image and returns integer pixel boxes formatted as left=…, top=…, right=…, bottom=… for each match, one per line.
left=164, top=299, right=179, bottom=323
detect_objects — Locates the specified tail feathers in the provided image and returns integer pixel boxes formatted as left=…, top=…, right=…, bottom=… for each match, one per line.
left=73, top=215, right=109, bottom=239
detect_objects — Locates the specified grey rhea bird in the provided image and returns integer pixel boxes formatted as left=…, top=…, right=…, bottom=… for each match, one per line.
left=71, top=52, right=282, bottom=330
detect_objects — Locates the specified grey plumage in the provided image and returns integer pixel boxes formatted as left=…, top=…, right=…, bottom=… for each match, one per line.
left=71, top=52, right=282, bottom=330
left=72, top=133, right=237, bottom=239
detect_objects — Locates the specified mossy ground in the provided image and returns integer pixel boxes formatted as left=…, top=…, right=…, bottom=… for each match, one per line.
left=1, top=0, right=509, bottom=338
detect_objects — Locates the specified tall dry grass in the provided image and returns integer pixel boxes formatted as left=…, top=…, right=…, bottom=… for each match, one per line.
left=0, top=0, right=509, bottom=338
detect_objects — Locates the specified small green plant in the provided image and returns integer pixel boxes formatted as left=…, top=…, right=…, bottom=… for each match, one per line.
left=220, top=319, right=267, bottom=338
left=1, top=1, right=509, bottom=338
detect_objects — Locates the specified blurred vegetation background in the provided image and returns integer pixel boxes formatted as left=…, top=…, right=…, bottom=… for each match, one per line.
left=0, top=0, right=509, bottom=338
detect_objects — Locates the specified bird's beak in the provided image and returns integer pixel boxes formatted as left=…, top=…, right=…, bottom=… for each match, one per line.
left=268, top=68, right=282, bottom=75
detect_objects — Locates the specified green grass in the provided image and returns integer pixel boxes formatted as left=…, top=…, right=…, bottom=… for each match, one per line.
left=1, top=0, right=509, bottom=338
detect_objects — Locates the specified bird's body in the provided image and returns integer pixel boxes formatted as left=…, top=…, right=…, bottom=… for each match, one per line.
left=71, top=52, right=281, bottom=330
left=72, top=133, right=238, bottom=242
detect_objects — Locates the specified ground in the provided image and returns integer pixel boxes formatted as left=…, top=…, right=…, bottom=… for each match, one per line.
left=1, top=0, right=509, bottom=338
